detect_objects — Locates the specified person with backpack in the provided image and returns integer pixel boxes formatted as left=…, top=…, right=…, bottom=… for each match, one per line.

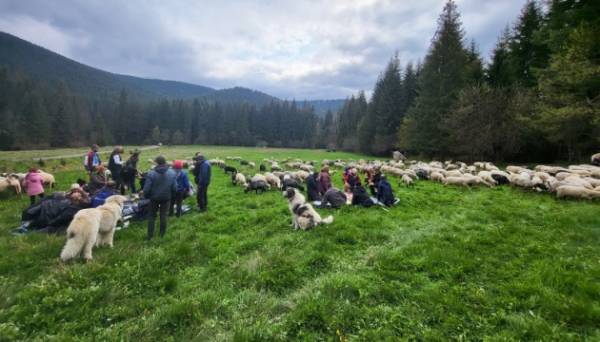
left=142, top=155, right=177, bottom=240
left=85, top=144, right=102, bottom=173
left=24, top=167, right=45, bottom=206
left=169, top=160, right=191, bottom=217
left=108, top=146, right=124, bottom=193
left=121, top=149, right=141, bottom=194
left=192, top=153, right=211, bottom=212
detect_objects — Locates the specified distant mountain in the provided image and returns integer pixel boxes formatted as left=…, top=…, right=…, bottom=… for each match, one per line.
left=0, top=31, right=344, bottom=112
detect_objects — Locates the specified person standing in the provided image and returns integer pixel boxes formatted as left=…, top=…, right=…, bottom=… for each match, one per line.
left=24, top=167, right=45, bottom=205
left=121, top=149, right=140, bottom=193
left=143, top=155, right=176, bottom=240
left=170, top=160, right=191, bottom=217
left=85, top=144, right=102, bottom=173
left=108, top=146, right=124, bottom=193
left=193, top=153, right=211, bottom=212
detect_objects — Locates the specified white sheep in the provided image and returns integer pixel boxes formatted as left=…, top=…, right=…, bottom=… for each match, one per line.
left=430, top=171, right=445, bottom=183
left=401, top=174, right=413, bottom=186
left=38, top=170, right=56, bottom=188
left=264, top=172, right=281, bottom=189
left=0, top=176, right=22, bottom=195
left=556, top=185, right=600, bottom=200
left=234, top=173, right=248, bottom=187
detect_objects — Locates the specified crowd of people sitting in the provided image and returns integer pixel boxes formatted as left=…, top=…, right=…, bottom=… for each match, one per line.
left=304, top=165, right=398, bottom=209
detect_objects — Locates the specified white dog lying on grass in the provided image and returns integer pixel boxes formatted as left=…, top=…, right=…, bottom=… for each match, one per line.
left=60, top=195, right=127, bottom=262
left=283, top=188, right=333, bottom=230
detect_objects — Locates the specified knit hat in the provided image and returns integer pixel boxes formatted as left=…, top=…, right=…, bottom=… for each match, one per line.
left=173, top=160, right=184, bottom=169
left=155, top=155, right=167, bottom=165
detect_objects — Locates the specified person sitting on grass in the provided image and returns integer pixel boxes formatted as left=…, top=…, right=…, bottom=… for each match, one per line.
left=170, top=160, right=191, bottom=217
left=24, top=167, right=45, bottom=206
left=352, top=184, right=374, bottom=207
left=305, top=171, right=321, bottom=201
left=87, top=165, right=107, bottom=195
left=318, top=166, right=332, bottom=195
left=320, top=187, right=347, bottom=209
left=376, top=175, right=397, bottom=207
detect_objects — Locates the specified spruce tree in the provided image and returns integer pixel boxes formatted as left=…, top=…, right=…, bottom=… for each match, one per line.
left=487, top=26, right=515, bottom=87
left=398, top=0, right=471, bottom=157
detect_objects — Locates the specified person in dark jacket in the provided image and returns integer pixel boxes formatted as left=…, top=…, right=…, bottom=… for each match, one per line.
left=366, top=167, right=382, bottom=196
left=346, top=167, right=361, bottom=190
left=143, top=155, right=177, bottom=240
left=376, top=175, right=396, bottom=206
left=352, top=184, right=374, bottom=207
left=320, top=187, right=347, bottom=209
left=169, top=160, right=191, bottom=217
left=318, top=166, right=332, bottom=195
left=121, top=149, right=140, bottom=193
left=305, top=171, right=321, bottom=201
left=108, top=146, right=124, bottom=193
left=87, top=165, right=107, bottom=195
left=192, top=153, right=211, bottom=212
left=85, top=144, right=102, bottom=173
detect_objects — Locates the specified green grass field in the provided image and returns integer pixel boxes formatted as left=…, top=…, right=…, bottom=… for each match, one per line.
left=0, top=145, right=598, bottom=341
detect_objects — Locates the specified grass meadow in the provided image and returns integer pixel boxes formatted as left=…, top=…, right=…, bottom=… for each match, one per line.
left=0, top=145, right=598, bottom=341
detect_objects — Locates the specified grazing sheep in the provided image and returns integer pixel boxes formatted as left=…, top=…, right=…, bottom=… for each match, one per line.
left=477, top=171, right=497, bottom=186
left=401, top=174, right=413, bottom=186
left=38, top=170, right=55, bottom=188
left=248, top=162, right=256, bottom=168
left=430, top=171, right=445, bottom=183
left=264, top=172, right=282, bottom=189
left=506, top=165, right=528, bottom=174
left=0, top=176, right=22, bottom=195
left=445, top=170, right=463, bottom=178
left=293, top=170, right=310, bottom=182
left=556, top=185, right=600, bottom=200
left=234, top=173, right=248, bottom=187
left=490, top=170, right=510, bottom=185
left=443, top=176, right=472, bottom=187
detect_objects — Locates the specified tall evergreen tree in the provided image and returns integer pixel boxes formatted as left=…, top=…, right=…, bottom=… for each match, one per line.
left=487, top=26, right=515, bottom=87
left=398, top=0, right=471, bottom=157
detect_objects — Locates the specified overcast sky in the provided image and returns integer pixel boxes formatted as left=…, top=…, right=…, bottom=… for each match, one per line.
left=0, top=0, right=526, bottom=100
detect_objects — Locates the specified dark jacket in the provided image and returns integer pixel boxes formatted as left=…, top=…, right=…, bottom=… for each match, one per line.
left=193, top=160, right=212, bottom=186
left=306, top=174, right=321, bottom=201
left=352, top=185, right=373, bottom=207
left=318, top=171, right=332, bottom=194
left=347, top=174, right=361, bottom=189
left=143, top=164, right=177, bottom=201
left=377, top=179, right=395, bottom=206
left=322, top=188, right=346, bottom=209
left=122, top=156, right=138, bottom=181
left=108, top=152, right=123, bottom=180
left=174, top=169, right=191, bottom=193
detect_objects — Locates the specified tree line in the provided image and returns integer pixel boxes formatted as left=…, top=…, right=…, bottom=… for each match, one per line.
left=0, top=68, right=331, bottom=150
left=335, top=0, right=599, bottom=162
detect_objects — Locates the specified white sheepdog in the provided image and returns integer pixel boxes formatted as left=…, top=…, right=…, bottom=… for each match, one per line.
left=60, top=195, right=127, bottom=262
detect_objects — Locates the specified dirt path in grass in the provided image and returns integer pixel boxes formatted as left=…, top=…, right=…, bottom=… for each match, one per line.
left=2, top=145, right=160, bottom=161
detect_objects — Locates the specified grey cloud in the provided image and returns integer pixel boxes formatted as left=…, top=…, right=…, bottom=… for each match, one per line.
left=0, top=0, right=526, bottom=100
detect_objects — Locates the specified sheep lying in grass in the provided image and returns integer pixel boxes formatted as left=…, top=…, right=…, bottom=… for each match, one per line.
left=556, top=185, right=600, bottom=200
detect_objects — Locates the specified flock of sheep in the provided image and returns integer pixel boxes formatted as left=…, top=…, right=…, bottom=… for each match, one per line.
left=206, top=152, right=600, bottom=201
left=2, top=152, right=599, bottom=202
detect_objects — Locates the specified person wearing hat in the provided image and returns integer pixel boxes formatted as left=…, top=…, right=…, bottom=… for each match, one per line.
left=192, top=153, right=211, bottom=212
left=143, top=155, right=177, bottom=240
left=169, top=160, right=191, bottom=217
left=122, top=149, right=141, bottom=193
left=108, top=146, right=124, bottom=193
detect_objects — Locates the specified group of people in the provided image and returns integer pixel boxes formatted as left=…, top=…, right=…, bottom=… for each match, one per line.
left=305, top=166, right=396, bottom=209
left=83, top=145, right=212, bottom=240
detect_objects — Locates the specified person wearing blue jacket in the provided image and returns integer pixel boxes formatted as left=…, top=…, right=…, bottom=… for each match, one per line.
left=143, top=155, right=177, bottom=240
left=169, top=160, right=191, bottom=217
left=376, top=175, right=396, bottom=207
left=193, top=153, right=211, bottom=212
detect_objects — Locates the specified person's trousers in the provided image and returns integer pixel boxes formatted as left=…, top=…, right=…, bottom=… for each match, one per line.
left=30, top=193, right=44, bottom=205
left=169, top=191, right=185, bottom=217
left=197, top=184, right=208, bottom=210
left=147, top=199, right=169, bottom=239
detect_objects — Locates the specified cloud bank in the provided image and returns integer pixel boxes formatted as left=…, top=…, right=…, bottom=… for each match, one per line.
left=0, top=0, right=525, bottom=99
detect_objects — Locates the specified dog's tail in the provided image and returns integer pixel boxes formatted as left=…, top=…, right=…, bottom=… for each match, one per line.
left=322, top=215, right=334, bottom=224
left=60, top=229, right=82, bottom=262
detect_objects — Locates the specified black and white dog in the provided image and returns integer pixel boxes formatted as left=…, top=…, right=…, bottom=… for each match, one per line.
left=283, top=188, right=333, bottom=230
